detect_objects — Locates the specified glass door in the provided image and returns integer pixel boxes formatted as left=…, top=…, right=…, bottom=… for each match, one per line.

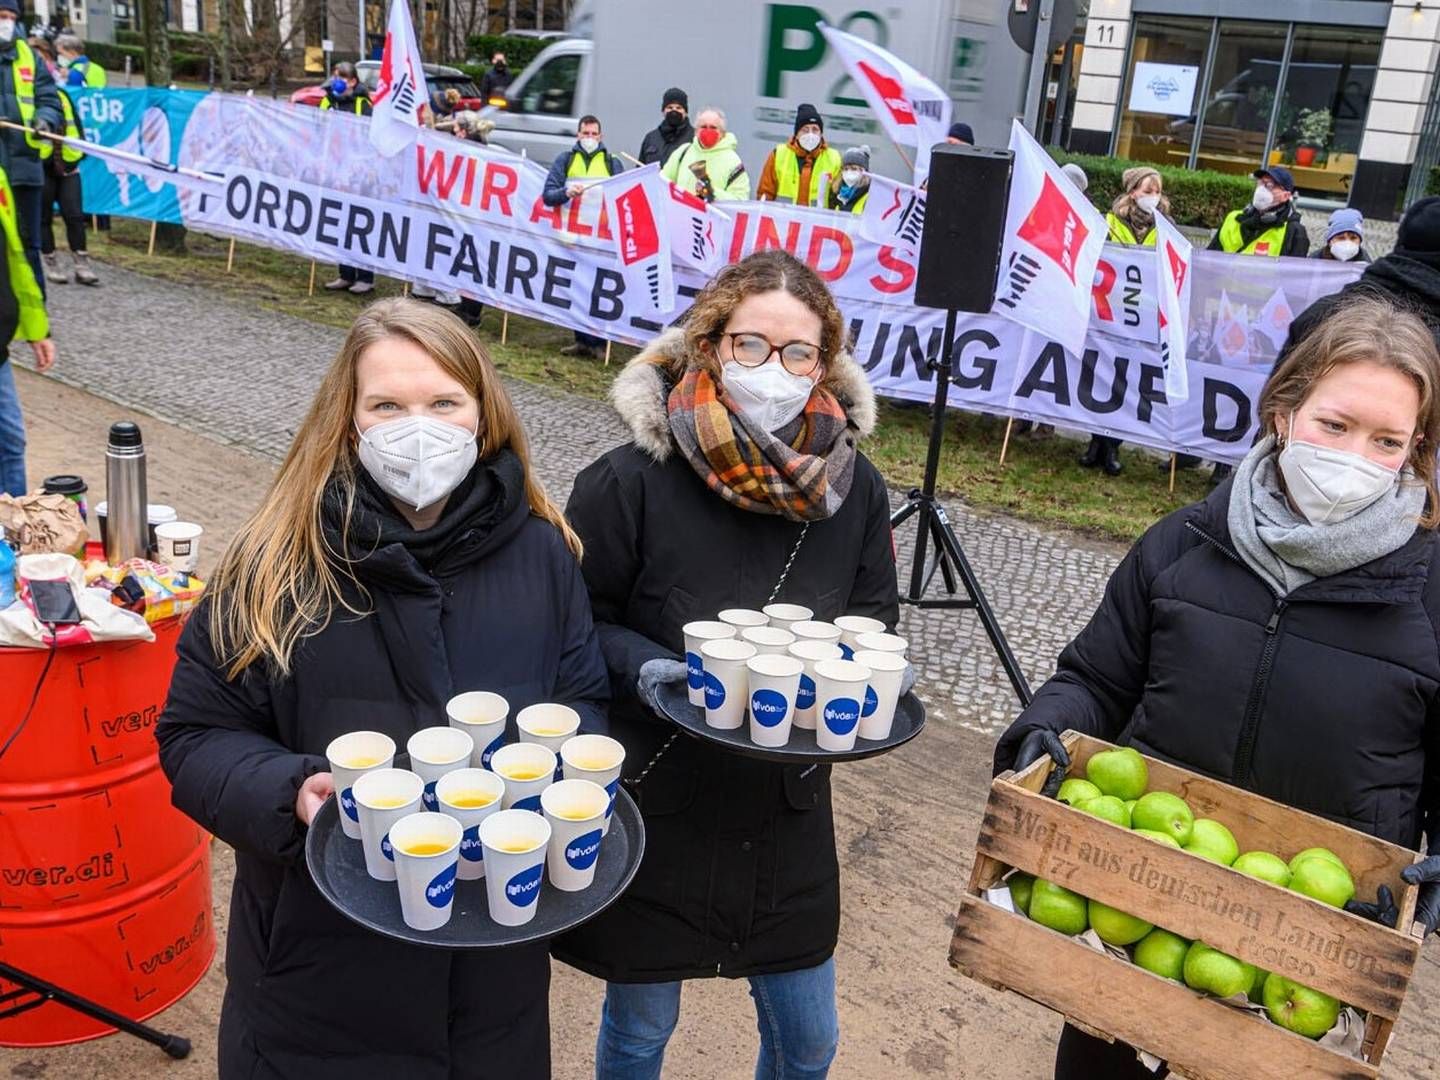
left=1115, top=15, right=1212, bottom=170
left=1192, top=21, right=1288, bottom=179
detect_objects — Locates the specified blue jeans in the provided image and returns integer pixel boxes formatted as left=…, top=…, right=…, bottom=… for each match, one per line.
left=0, top=360, right=26, bottom=497
left=596, top=958, right=838, bottom=1080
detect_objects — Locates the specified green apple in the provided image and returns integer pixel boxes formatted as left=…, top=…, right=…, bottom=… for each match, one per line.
left=1184, top=818, right=1239, bottom=866
left=1056, top=778, right=1102, bottom=806
left=1248, top=965, right=1270, bottom=1004
left=1131, top=791, right=1195, bottom=846
left=1086, top=747, right=1148, bottom=801
left=1263, top=974, right=1343, bottom=1039
left=1124, top=799, right=1138, bottom=817
left=1289, top=857, right=1356, bottom=909
left=1182, top=942, right=1257, bottom=999
left=1134, top=828, right=1183, bottom=849
left=1288, top=847, right=1347, bottom=875
left=1077, top=795, right=1130, bottom=828
left=1027, top=878, right=1089, bottom=935
left=1232, top=851, right=1291, bottom=887
left=1087, top=898, right=1153, bottom=945
left=1134, top=928, right=1190, bottom=982
left=1008, top=872, right=1034, bottom=916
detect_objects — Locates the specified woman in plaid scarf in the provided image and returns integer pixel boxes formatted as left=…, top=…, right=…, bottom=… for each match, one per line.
left=554, top=250, right=900, bottom=1077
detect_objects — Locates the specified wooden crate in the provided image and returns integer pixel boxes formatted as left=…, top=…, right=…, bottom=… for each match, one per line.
left=949, top=731, right=1426, bottom=1080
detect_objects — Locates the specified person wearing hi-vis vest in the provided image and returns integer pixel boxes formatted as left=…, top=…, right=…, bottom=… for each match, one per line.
left=661, top=107, right=750, bottom=202
left=0, top=0, right=61, bottom=300
left=55, top=32, right=104, bottom=88
left=1208, top=165, right=1310, bottom=258
left=27, top=35, right=94, bottom=285
left=827, top=145, right=871, bottom=214
left=319, top=63, right=376, bottom=296
left=543, top=114, right=623, bottom=359
left=757, top=102, right=841, bottom=207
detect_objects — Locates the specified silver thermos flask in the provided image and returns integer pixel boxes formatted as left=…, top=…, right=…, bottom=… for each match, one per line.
left=105, top=421, right=149, bottom=564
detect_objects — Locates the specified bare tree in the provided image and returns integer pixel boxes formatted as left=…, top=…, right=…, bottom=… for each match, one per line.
left=139, top=0, right=187, bottom=252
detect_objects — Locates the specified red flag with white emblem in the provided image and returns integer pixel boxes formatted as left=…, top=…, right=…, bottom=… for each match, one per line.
left=1154, top=213, right=1193, bottom=402
left=592, top=164, right=676, bottom=319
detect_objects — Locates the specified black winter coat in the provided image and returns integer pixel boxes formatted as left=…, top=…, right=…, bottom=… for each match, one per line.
left=638, top=118, right=694, bottom=168
left=995, top=480, right=1440, bottom=850
left=1281, top=253, right=1440, bottom=358
left=553, top=331, right=899, bottom=982
left=1207, top=202, right=1310, bottom=259
left=156, top=455, right=609, bottom=1080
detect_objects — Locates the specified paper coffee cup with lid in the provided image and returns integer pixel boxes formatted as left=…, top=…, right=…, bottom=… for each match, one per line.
left=326, top=730, right=396, bottom=840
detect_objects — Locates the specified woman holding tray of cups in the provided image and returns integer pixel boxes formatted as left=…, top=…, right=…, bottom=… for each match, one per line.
left=993, top=296, right=1440, bottom=1078
left=556, top=250, right=900, bottom=1076
left=156, top=299, right=608, bottom=1080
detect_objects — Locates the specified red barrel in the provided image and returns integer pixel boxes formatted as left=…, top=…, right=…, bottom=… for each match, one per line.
left=0, top=617, right=214, bottom=1046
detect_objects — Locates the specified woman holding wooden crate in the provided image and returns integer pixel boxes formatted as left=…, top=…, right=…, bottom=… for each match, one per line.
left=994, top=295, right=1440, bottom=1077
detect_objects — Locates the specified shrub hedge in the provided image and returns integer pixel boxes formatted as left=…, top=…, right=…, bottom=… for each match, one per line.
left=1048, top=149, right=1256, bottom=230
left=85, top=41, right=213, bottom=81
left=463, top=33, right=551, bottom=72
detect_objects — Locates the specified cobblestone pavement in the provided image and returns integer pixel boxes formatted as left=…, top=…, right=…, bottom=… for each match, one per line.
left=42, top=264, right=1124, bottom=738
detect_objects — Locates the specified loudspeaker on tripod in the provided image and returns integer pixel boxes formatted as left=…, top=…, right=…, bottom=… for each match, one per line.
left=914, top=145, right=1014, bottom=314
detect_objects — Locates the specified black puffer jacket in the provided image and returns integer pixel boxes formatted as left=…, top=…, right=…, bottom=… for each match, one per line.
left=1207, top=201, right=1310, bottom=258
left=157, top=454, right=609, bottom=1080
left=639, top=117, right=694, bottom=168
left=553, top=330, right=899, bottom=982
left=995, top=479, right=1440, bottom=849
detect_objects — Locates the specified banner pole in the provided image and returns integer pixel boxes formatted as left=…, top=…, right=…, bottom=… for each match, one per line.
left=307, top=260, right=317, bottom=297
left=501, top=311, right=509, bottom=345
left=619, top=151, right=643, bottom=168
left=403, top=282, right=410, bottom=298
left=146, top=219, right=157, bottom=257
left=1169, top=453, right=1177, bottom=495
left=998, top=417, right=1015, bottom=466
left=226, top=237, right=236, bottom=273
left=604, top=339, right=613, bottom=367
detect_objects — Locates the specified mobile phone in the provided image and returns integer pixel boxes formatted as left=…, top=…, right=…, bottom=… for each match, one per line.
left=28, top=579, right=81, bottom=625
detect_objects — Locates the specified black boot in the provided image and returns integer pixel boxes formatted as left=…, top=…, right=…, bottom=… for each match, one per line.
left=1078, top=435, right=1103, bottom=468
left=1209, top=463, right=1233, bottom=486
left=1101, top=439, right=1123, bottom=476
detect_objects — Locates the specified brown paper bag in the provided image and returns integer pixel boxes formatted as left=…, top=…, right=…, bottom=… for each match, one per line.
left=0, top=493, right=89, bottom=556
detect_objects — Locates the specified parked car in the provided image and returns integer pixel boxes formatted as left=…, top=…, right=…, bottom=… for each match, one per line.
left=288, top=62, right=484, bottom=110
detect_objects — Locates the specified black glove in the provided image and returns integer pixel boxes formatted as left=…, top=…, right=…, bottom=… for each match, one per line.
left=31, top=118, right=53, bottom=136
left=1344, top=855, right=1440, bottom=936
left=1014, top=728, right=1070, bottom=799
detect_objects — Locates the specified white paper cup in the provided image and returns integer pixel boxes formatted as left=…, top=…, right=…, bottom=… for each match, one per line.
left=540, top=779, right=609, bottom=892
left=787, top=640, right=844, bottom=729
left=435, top=768, right=506, bottom=880
left=389, top=811, right=462, bottom=931
left=445, top=691, right=510, bottom=769
left=855, top=631, right=908, bottom=658
left=352, top=768, right=424, bottom=881
left=791, top=620, right=843, bottom=649
left=813, top=658, right=872, bottom=752
left=407, top=726, right=475, bottom=812
left=853, top=649, right=909, bottom=741
left=560, top=733, right=626, bottom=835
left=718, top=608, right=768, bottom=632
left=154, top=521, right=203, bottom=573
left=835, top=615, right=888, bottom=660
left=699, top=638, right=756, bottom=730
left=517, top=703, right=581, bottom=778
left=683, top=620, right=738, bottom=707
left=763, top=603, right=814, bottom=632
left=325, top=730, right=397, bottom=840
left=741, top=625, right=797, bottom=656
left=491, top=742, right=557, bottom=813
left=746, top=654, right=803, bottom=748
left=478, top=809, right=552, bottom=927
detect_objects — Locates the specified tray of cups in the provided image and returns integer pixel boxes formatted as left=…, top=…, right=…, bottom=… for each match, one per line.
left=308, top=698, right=643, bottom=948
left=660, top=606, right=926, bottom=764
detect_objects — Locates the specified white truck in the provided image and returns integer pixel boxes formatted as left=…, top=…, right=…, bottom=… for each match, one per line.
left=480, top=0, right=1028, bottom=183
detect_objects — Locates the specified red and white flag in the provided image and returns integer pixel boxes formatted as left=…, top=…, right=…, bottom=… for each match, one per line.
left=369, top=0, right=429, bottom=157
left=665, top=181, right=728, bottom=273
left=1255, top=287, right=1295, bottom=351
left=993, top=120, right=1107, bottom=358
left=817, top=23, right=951, bottom=185
left=1154, top=214, right=1193, bottom=402
left=859, top=174, right=926, bottom=253
left=1211, top=290, right=1251, bottom=364
left=596, top=164, right=675, bottom=318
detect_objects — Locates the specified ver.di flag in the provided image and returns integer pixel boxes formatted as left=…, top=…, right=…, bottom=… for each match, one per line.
left=859, top=174, right=926, bottom=253
left=1212, top=290, right=1251, bottom=364
left=817, top=23, right=951, bottom=185
left=1154, top=214, right=1193, bottom=402
left=1256, top=286, right=1295, bottom=351
left=370, top=0, right=429, bottom=157
left=992, top=119, right=1107, bottom=359
left=595, top=164, right=676, bottom=318
left=665, top=182, right=728, bottom=273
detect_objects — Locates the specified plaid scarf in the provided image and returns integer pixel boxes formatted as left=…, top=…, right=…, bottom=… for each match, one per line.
left=667, top=368, right=857, bottom=521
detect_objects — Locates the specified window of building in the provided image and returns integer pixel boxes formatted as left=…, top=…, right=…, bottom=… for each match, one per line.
left=1115, top=15, right=1211, bottom=169
left=1191, top=21, right=1287, bottom=179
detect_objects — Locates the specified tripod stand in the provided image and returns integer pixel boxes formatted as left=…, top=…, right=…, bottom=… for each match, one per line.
left=889, top=308, right=1034, bottom=707
left=0, top=961, right=191, bottom=1058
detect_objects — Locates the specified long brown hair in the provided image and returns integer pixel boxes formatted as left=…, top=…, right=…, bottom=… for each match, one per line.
left=208, top=299, right=580, bottom=678
left=1259, top=295, right=1440, bottom=527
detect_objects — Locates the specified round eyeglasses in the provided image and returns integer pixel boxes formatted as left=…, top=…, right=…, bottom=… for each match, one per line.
left=717, top=332, right=824, bottom=377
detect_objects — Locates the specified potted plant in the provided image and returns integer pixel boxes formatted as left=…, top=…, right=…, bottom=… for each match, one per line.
left=1295, top=108, right=1332, bottom=167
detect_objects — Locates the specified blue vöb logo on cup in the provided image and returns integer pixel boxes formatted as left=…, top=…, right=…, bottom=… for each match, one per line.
left=340, top=787, right=359, bottom=822
left=605, top=777, right=619, bottom=817
left=514, top=794, right=543, bottom=813
left=703, top=672, right=726, bottom=710
left=823, top=697, right=860, bottom=736
left=460, top=824, right=484, bottom=862
left=482, top=732, right=506, bottom=769
left=750, top=688, right=788, bottom=728
left=797, top=674, right=816, bottom=709
left=565, top=828, right=603, bottom=870
left=686, top=651, right=704, bottom=691
left=423, top=780, right=439, bottom=812
left=862, top=685, right=878, bottom=718
left=505, top=862, right=544, bottom=907
left=381, top=832, right=395, bottom=861
left=839, top=643, right=855, bottom=661
left=425, top=862, right=458, bottom=908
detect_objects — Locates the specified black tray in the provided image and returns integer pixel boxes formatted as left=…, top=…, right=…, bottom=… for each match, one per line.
left=654, top=680, right=925, bottom=764
left=306, top=786, right=645, bottom=948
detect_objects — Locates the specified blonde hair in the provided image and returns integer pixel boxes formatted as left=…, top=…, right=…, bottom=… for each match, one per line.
left=1260, top=295, right=1440, bottom=528
left=208, top=299, right=580, bottom=678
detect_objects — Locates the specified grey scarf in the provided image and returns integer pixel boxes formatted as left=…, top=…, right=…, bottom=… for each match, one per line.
left=1226, top=436, right=1425, bottom=596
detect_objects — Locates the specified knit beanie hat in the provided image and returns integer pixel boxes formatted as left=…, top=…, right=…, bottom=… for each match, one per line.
left=0, top=0, right=21, bottom=17
left=1324, top=208, right=1364, bottom=244
left=948, top=122, right=974, bottom=144
left=841, top=145, right=870, bottom=170
left=662, top=87, right=688, bottom=111
left=794, top=102, right=823, bottom=134
left=1061, top=163, right=1088, bottom=192
left=1122, top=166, right=1160, bottom=193
left=1396, top=196, right=1440, bottom=258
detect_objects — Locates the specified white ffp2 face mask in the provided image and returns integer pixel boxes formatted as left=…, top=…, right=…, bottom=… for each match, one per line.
left=356, top=415, right=479, bottom=512
left=1277, top=437, right=1400, bottom=525
left=1135, top=193, right=1161, bottom=214
left=841, top=168, right=863, bottom=187
left=578, top=136, right=599, bottom=155
left=1252, top=184, right=1277, bottom=213
left=0, top=20, right=17, bottom=42
left=797, top=131, right=821, bottom=153
left=722, top=361, right=816, bottom=433
left=1330, top=239, right=1360, bottom=262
